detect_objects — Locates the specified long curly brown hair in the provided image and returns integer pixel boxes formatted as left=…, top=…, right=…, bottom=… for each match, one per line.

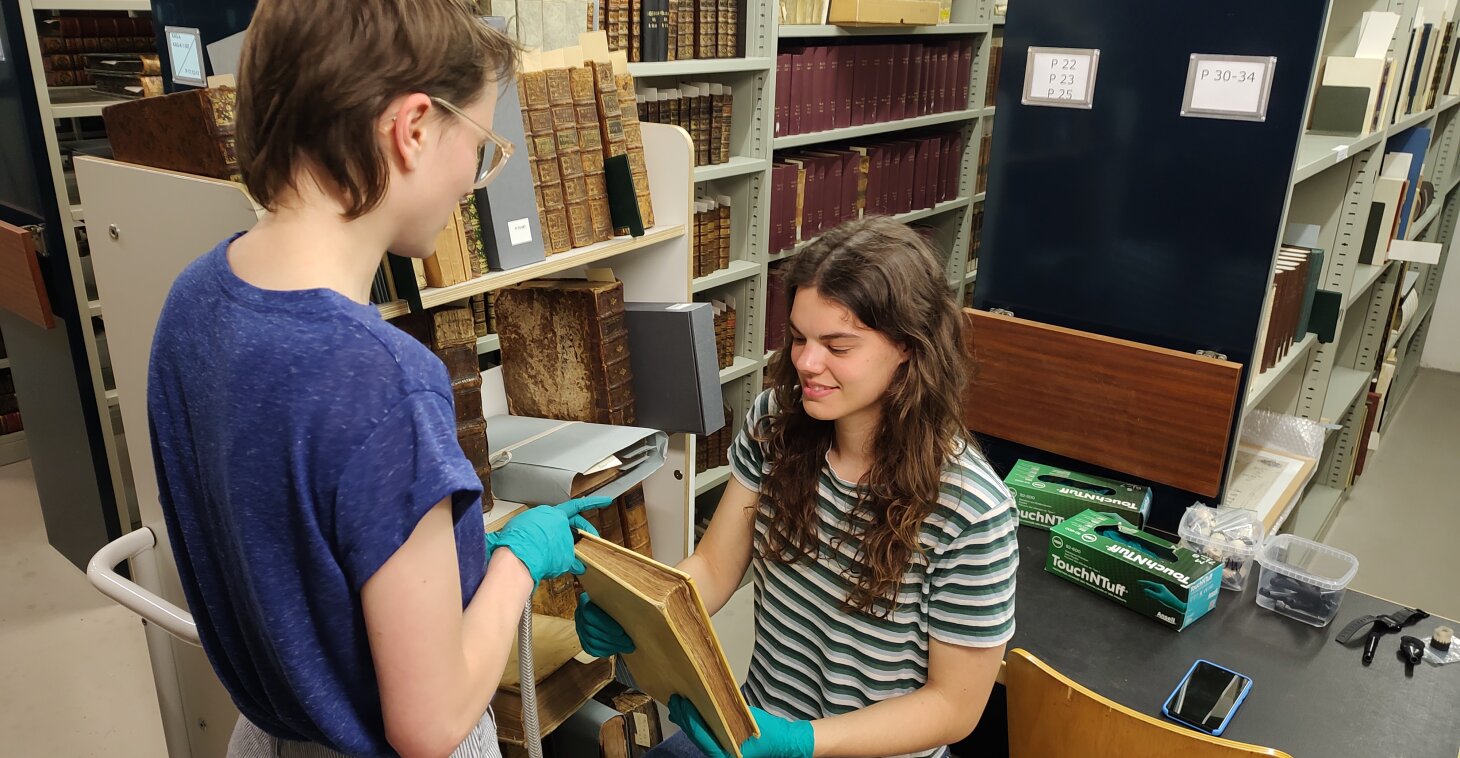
left=757, top=216, right=973, bottom=618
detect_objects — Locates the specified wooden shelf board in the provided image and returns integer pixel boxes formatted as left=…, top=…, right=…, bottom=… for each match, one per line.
left=1322, top=366, right=1372, bottom=425
left=693, top=259, right=761, bottom=293
left=628, top=57, right=773, bottom=77
left=769, top=196, right=972, bottom=261
left=694, top=156, right=771, bottom=183
left=773, top=109, right=981, bottom=149
left=1345, top=262, right=1389, bottom=308
left=694, top=466, right=732, bottom=496
left=417, top=225, right=685, bottom=309
left=777, top=22, right=990, bottom=38
left=720, top=355, right=760, bottom=384
left=1244, top=332, right=1318, bottom=414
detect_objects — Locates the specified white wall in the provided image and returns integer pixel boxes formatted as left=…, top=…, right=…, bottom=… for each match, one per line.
left=1423, top=259, right=1460, bottom=371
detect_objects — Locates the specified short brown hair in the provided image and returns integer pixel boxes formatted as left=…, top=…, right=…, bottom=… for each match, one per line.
left=236, top=0, right=518, bottom=218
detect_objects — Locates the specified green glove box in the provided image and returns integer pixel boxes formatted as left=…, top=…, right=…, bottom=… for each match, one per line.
left=1046, top=510, right=1223, bottom=631
left=1003, top=459, right=1151, bottom=530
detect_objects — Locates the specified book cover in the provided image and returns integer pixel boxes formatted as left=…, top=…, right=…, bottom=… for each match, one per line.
left=496, top=278, right=637, bottom=426
left=574, top=533, right=758, bottom=756
left=103, top=86, right=240, bottom=182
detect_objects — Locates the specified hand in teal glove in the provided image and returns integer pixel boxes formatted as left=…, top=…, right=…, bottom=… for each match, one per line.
left=484, top=496, right=611, bottom=584
left=576, top=592, right=635, bottom=657
left=669, top=694, right=814, bottom=758
left=1137, top=579, right=1188, bottom=613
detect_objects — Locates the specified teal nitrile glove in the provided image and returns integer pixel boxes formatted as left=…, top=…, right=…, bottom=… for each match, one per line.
left=1137, top=579, right=1188, bottom=613
left=669, top=694, right=814, bottom=758
left=576, top=592, right=635, bottom=657
left=484, top=496, right=611, bottom=584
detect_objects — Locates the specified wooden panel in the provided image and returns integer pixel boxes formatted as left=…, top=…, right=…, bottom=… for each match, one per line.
left=962, top=309, right=1241, bottom=497
left=1006, top=649, right=1292, bottom=758
left=0, top=221, right=54, bottom=329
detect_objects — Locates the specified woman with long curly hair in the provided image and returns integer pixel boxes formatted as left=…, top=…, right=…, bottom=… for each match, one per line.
left=576, top=215, right=1018, bottom=758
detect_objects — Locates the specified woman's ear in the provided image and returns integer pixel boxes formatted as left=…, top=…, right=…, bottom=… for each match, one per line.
left=383, top=93, right=434, bottom=173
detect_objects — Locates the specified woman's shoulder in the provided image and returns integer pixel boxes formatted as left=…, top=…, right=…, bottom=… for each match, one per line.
left=931, top=440, right=1015, bottom=535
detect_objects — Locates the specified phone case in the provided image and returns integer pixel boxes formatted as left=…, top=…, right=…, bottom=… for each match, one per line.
left=1160, top=659, right=1252, bottom=737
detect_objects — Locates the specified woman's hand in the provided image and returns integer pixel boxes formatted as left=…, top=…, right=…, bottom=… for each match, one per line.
left=668, top=695, right=814, bottom=758
left=574, top=592, right=635, bottom=657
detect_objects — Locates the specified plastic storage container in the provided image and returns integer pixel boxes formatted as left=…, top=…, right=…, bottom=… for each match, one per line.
left=1178, top=505, right=1264, bottom=592
left=1254, top=534, right=1359, bottom=627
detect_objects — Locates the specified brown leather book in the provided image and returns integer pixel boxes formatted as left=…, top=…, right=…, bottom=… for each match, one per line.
left=496, top=653, right=615, bottom=746
left=696, top=0, right=716, bottom=60
left=613, top=484, right=652, bottom=556
left=103, top=86, right=240, bottom=182
left=573, top=66, right=616, bottom=243
left=521, top=70, right=573, bottom=254
left=719, top=0, right=736, bottom=58
left=595, top=684, right=665, bottom=758
left=396, top=307, right=493, bottom=506
left=495, top=278, right=637, bottom=426
left=547, top=68, right=596, bottom=249
left=715, top=196, right=731, bottom=270
left=615, top=72, right=655, bottom=229
left=458, top=194, right=485, bottom=277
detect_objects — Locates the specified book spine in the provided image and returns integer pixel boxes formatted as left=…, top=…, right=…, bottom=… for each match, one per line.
left=616, top=73, right=655, bottom=229
left=573, top=67, right=616, bottom=243
left=719, top=0, right=735, bottom=58
left=716, top=87, right=732, bottom=164
left=617, top=485, right=653, bottom=556
left=697, top=0, right=716, bottom=60
left=667, top=0, right=678, bottom=62
left=522, top=71, right=573, bottom=254
left=717, top=198, right=731, bottom=270
left=547, top=68, right=595, bottom=249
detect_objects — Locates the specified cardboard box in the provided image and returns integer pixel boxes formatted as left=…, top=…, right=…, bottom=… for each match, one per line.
left=1046, top=510, right=1223, bottom=631
left=1003, top=459, right=1151, bottom=530
left=828, top=0, right=941, bottom=26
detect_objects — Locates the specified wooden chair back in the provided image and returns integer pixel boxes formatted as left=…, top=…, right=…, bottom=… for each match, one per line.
left=1005, top=648, right=1292, bottom=758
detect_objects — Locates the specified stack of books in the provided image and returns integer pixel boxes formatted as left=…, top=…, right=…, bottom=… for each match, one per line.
left=637, top=83, right=734, bottom=166
left=38, top=14, right=154, bottom=88
left=1254, top=246, right=1323, bottom=374
left=693, top=196, right=731, bottom=278
left=0, top=365, right=21, bottom=437
left=769, top=131, right=965, bottom=253
left=774, top=39, right=974, bottom=137
left=606, top=0, right=738, bottom=62
left=695, top=404, right=736, bottom=474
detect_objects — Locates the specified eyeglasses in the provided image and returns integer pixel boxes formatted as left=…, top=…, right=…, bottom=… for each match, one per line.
left=431, top=96, right=515, bottom=189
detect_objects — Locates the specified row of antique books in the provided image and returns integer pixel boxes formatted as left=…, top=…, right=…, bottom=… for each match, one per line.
left=769, top=130, right=966, bottom=254
left=517, top=53, right=654, bottom=256
left=774, top=39, right=975, bottom=137
left=637, top=83, right=734, bottom=167
left=604, top=0, right=738, bottom=62
left=694, top=403, right=735, bottom=475
left=0, top=368, right=21, bottom=436
left=38, top=13, right=157, bottom=91
left=693, top=196, right=731, bottom=278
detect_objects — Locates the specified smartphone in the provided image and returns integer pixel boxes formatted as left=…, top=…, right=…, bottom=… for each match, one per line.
left=1160, top=660, right=1252, bottom=736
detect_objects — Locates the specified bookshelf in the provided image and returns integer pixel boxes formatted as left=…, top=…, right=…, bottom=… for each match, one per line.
left=1243, top=0, right=1460, bottom=540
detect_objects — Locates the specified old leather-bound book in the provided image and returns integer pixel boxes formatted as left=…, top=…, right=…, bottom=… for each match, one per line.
left=572, top=66, right=616, bottom=242
left=546, top=67, right=595, bottom=248
left=520, top=69, right=572, bottom=254
left=495, top=278, right=636, bottom=426
left=615, top=484, right=653, bottom=556
left=397, top=307, right=493, bottom=506
left=103, top=86, right=240, bottom=181
left=614, top=67, right=656, bottom=229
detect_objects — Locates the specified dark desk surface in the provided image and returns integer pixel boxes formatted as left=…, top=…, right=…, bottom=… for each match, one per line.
left=1009, top=528, right=1460, bottom=758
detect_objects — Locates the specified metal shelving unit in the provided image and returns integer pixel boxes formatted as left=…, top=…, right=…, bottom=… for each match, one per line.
left=1239, top=0, right=1460, bottom=542
left=655, top=0, right=996, bottom=504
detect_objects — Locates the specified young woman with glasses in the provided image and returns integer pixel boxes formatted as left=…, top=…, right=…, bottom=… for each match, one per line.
left=146, top=2, right=598, bottom=756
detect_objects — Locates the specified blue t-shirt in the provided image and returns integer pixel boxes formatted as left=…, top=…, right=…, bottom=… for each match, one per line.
left=147, top=235, right=486, bottom=756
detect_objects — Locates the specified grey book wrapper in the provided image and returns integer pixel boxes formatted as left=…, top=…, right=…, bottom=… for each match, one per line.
left=487, top=415, right=667, bottom=504
left=1296, top=248, right=1323, bottom=338
left=624, top=302, right=724, bottom=435
left=1308, top=85, right=1370, bottom=136
left=474, top=16, right=547, bottom=272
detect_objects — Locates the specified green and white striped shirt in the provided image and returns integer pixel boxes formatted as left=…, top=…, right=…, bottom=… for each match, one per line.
left=729, top=390, right=1017, bottom=758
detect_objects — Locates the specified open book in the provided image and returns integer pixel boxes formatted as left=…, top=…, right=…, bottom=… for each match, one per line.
left=575, top=533, right=758, bottom=756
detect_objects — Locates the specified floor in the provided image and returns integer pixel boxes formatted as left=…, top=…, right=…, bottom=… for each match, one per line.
left=0, top=459, right=166, bottom=757
left=1325, top=367, right=1460, bottom=621
left=0, top=371, right=1455, bottom=758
